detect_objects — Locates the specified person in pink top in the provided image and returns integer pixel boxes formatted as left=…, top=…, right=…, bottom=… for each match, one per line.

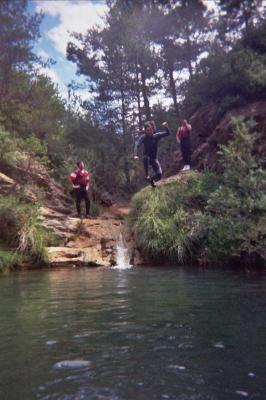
left=176, top=119, right=192, bottom=171
left=69, top=160, right=90, bottom=218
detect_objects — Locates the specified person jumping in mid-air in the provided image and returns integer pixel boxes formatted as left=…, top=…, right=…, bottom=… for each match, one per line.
left=176, top=119, right=192, bottom=171
left=134, top=121, right=170, bottom=187
left=69, top=160, right=91, bottom=218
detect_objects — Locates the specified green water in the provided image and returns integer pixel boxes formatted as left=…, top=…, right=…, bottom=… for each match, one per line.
left=0, top=267, right=265, bottom=400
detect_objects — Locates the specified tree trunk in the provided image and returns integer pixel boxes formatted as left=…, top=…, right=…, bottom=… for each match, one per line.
left=185, top=26, right=193, bottom=78
left=135, top=65, right=142, bottom=132
left=140, top=62, right=151, bottom=120
left=120, top=81, right=131, bottom=186
left=188, top=58, right=193, bottom=78
left=168, top=63, right=179, bottom=118
left=242, top=1, right=251, bottom=38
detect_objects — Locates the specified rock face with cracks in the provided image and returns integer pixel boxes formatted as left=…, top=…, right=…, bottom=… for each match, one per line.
left=43, top=207, right=125, bottom=267
left=161, top=100, right=266, bottom=177
left=0, top=158, right=144, bottom=268
left=43, top=204, right=144, bottom=267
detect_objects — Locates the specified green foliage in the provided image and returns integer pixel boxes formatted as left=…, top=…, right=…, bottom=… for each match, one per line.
left=183, top=21, right=266, bottom=120
left=185, top=46, right=266, bottom=116
left=130, top=120, right=266, bottom=267
left=0, top=247, right=23, bottom=273
left=0, top=196, right=58, bottom=265
left=0, top=126, right=49, bottom=172
left=0, top=127, right=15, bottom=161
left=17, top=135, right=49, bottom=171
left=218, top=0, right=264, bottom=43
left=201, top=118, right=266, bottom=264
left=130, top=171, right=216, bottom=263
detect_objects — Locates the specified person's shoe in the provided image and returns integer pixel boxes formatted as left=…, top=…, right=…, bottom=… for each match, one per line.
left=181, top=165, right=190, bottom=171
left=145, top=175, right=151, bottom=182
left=150, top=178, right=157, bottom=188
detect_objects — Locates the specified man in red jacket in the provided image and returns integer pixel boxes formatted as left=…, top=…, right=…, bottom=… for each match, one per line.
left=69, top=160, right=90, bottom=218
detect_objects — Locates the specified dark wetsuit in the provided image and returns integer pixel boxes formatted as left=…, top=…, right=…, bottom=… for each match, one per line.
left=134, top=128, right=170, bottom=182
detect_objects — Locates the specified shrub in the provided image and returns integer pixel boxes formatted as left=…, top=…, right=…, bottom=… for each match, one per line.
left=0, top=196, right=58, bottom=265
left=129, top=119, right=266, bottom=267
left=0, top=127, right=17, bottom=163
left=0, top=127, right=49, bottom=171
left=0, top=248, right=23, bottom=273
left=200, top=118, right=266, bottom=265
left=130, top=172, right=213, bottom=264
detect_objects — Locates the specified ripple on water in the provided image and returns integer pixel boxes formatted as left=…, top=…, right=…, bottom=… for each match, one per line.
left=235, top=390, right=249, bottom=397
left=214, top=342, right=225, bottom=348
left=168, top=364, right=186, bottom=371
left=1, top=267, right=266, bottom=400
left=53, top=360, right=91, bottom=370
left=45, top=340, right=57, bottom=346
left=73, top=333, right=91, bottom=339
left=248, top=372, right=255, bottom=377
left=178, top=342, right=194, bottom=349
left=38, top=386, right=118, bottom=400
left=167, top=336, right=176, bottom=341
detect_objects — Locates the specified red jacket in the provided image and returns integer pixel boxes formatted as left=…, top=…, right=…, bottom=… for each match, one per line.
left=70, top=168, right=90, bottom=187
left=178, top=126, right=191, bottom=140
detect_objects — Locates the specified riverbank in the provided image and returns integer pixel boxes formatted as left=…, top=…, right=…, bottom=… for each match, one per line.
left=1, top=119, right=265, bottom=272
left=40, top=203, right=143, bottom=268
left=0, top=154, right=143, bottom=272
left=129, top=121, right=266, bottom=268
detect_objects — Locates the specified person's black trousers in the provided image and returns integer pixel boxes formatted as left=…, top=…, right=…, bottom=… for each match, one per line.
left=180, top=137, right=191, bottom=165
left=75, top=187, right=90, bottom=216
left=143, top=156, right=162, bottom=181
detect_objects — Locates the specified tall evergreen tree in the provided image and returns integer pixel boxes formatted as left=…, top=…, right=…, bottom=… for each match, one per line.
left=67, top=22, right=134, bottom=184
left=0, top=0, right=42, bottom=105
left=217, top=0, right=264, bottom=46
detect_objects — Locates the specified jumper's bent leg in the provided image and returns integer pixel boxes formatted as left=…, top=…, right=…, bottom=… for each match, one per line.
left=150, top=159, right=162, bottom=185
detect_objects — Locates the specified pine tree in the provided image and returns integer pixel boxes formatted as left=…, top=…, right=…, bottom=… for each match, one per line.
left=217, top=0, right=264, bottom=46
left=0, top=0, right=42, bottom=105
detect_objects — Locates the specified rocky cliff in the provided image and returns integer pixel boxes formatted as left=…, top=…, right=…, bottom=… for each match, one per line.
left=0, top=158, right=143, bottom=268
left=168, top=100, right=266, bottom=173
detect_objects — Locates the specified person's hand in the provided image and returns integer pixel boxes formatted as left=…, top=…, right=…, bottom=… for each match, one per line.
left=134, top=155, right=139, bottom=160
left=73, top=185, right=80, bottom=189
left=176, top=137, right=180, bottom=144
left=161, top=121, right=168, bottom=128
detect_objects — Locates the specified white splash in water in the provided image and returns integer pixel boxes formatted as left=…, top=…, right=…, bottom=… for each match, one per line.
left=113, top=233, right=132, bottom=269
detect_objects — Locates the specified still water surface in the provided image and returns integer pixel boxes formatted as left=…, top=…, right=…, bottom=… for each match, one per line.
left=0, top=267, right=265, bottom=400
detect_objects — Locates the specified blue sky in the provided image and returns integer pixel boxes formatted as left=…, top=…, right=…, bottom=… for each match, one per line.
left=27, top=0, right=266, bottom=106
left=28, top=0, right=108, bottom=101
left=27, top=0, right=219, bottom=108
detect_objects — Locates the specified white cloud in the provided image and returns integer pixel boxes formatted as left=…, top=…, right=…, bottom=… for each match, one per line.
left=42, top=67, right=62, bottom=86
left=35, top=0, right=107, bottom=55
left=38, top=65, right=68, bottom=99
left=37, top=49, right=50, bottom=60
